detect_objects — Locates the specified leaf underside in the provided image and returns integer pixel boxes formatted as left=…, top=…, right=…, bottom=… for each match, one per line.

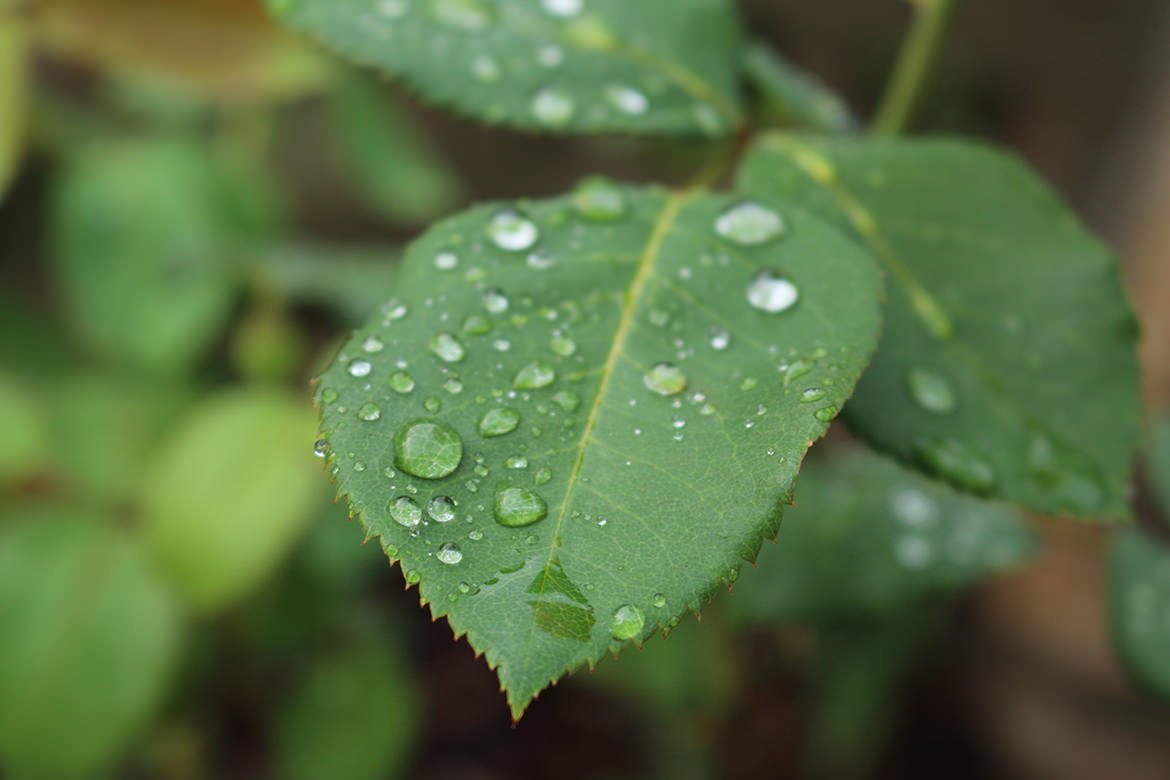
left=1109, top=528, right=1170, bottom=700
left=272, top=0, right=743, bottom=137
left=316, top=182, right=882, bottom=716
left=737, top=134, right=1141, bottom=519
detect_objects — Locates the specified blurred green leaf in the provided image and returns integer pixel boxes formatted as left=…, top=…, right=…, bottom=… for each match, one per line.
left=1148, top=416, right=1170, bottom=526
left=1108, top=527, right=1170, bottom=700
left=229, top=306, right=306, bottom=384
left=273, top=629, right=418, bottom=780
left=316, top=181, right=883, bottom=717
left=271, top=0, right=743, bottom=137
left=0, top=506, right=183, bottom=777
left=52, top=138, right=246, bottom=375
left=737, top=135, right=1141, bottom=518
left=139, top=390, right=321, bottom=614
left=729, top=448, right=1035, bottom=621
left=329, top=73, right=465, bottom=225
left=0, top=371, right=51, bottom=488
left=0, top=17, right=28, bottom=201
left=256, top=243, right=397, bottom=323
left=740, top=43, right=856, bottom=134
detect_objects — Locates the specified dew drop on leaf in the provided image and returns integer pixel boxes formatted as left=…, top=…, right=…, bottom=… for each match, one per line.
left=604, top=84, right=649, bottom=115
left=487, top=209, right=539, bottom=252
left=552, top=390, right=580, bottom=412
left=462, top=314, right=492, bottom=335
left=479, top=407, right=521, bottom=437
left=482, top=288, right=510, bottom=314
left=430, top=0, right=491, bottom=30
left=429, top=332, right=466, bottom=363
left=313, top=439, right=329, bottom=458
left=362, top=335, right=384, bottom=353
left=572, top=177, right=627, bottom=221
left=390, top=496, right=423, bottom=529
left=651, top=593, right=666, bottom=608
left=377, top=0, right=409, bottom=19
left=394, top=420, right=463, bottom=479
left=437, top=542, right=464, bottom=565
left=643, top=363, right=686, bottom=396
left=532, top=87, right=575, bottom=127
left=541, top=0, right=583, bottom=18
left=424, top=396, right=441, bottom=413
left=493, top=484, right=548, bottom=527
left=471, top=55, right=500, bottom=82
left=708, top=327, right=730, bottom=350
left=505, top=455, right=528, bottom=469
left=915, top=437, right=996, bottom=493
left=550, top=334, right=577, bottom=356
left=357, top=402, right=382, bottom=422
left=800, top=388, right=826, bottom=403
left=514, top=361, right=557, bottom=389
left=347, top=359, right=373, bottom=378
left=534, top=466, right=552, bottom=485
left=813, top=405, right=838, bottom=422
left=747, top=270, right=799, bottom=313
left=610, top=604, right=644, bottom=640
left=906, top=368, right=958, bottom=415
left=320, top=388, right=338, bottom=403
left=434, top=251, right=458, bottom=270
left=715, top=202, right=785, bottom=245
left=428, top=495, right=457, bottom=522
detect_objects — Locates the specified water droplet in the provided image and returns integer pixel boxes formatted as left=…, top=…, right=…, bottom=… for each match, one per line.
left=552, top=390, right=580, bottom=412
left=550, top=334, right=577, bottom=356
left=482, top=288, right=509, bottom=314
left=487, top=209, right=539, bottom=252
left=648, top=309, right=670, bottom=327
left=493, top=484, right=548, bottom=527
left=479, top=407, right=521, bottom=437
left=527, top=252, right=556, bottom=270
left=605, top=84, right=649, bottom=115
left=313, top=439, right=329, bottom=458
left=783, top=358, right=813, bottom=386
left=437, top=542, right=463, bottom=565
left=383, top=301, right=408, bottom=320
left=390, top=496, right=422, bottom=529
left=800, top=388, right=826, bottom=403
left=716, top=202, right=785, bottom=245
left=505, top=455, right=528, bottom=469
left=889, top=486, right=938, bottom=527
left=740, top=377, right=758, bottom=391
left=643, top=363, right=686, bottom=396
left=813, top=405, right=838, bottom=422
left=362, top=335, right=384, bottom=353
left=571, top=177, right=627, bottom=221
left=320, top=388, right=338, bottom=404
left=915, top=438, right=996, bottom=493
left=461, top=315, right=491, bottom=336
left=430, top=0, right=491, bottom=30
left=541, top=0, right=582, bottom=17
left=423, top=396, right=441, bottom=413
left=347, top=359, right=372, bottom=378
left=394, top=420, right=463, bottom=479
left=434, top=251, right=458, bottom=270
left=471, top=55, right=500, bottom=82
left=514, top=361, right=557, bottom=389
left=532, top=87, right=574, bottom=127
left=377, top=0, right=409, bottom=19
left=747, top=270, right=799, bottom=313
left=906, top=368, right=957, bottom=415
left=610, top=604, right=644, bottom=640
left=429, top=332, right=466, bottom=363
left=357, top=402, right=382, bottom=422
left=534, top=466, right=552, bottom=485
left=709, top=327, right=730, bottom=350
left=444, top=378, right=464, bottom=394
left=651, top=593, right=666, bottom=608
left=428, top=495, right=456, bottom=522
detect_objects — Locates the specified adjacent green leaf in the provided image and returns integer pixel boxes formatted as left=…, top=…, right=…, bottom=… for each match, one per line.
left=1148, top=416, right=1170, bottom=525
left=1108, top=527, right=1170, bottom=700
left=52, top=139, right=245, bottom=375
left=0, top=17, right=27, bottom=201
left=316, top=181, right=883, bottom=716
left=0, top=506, right=182, bottom=777
left=0, top=371, right=50, bottom=488
left=328, top=72, right=465, bottom=225
left=737, top=135, right=1141, bottom=518
left=271, top=0, right=743, bottom=137
left=255, top=243, right=397, bottom=323
left=729, top=448, right=1035, bottom=621
left=740, top=43, right=856, bottom=134
left=139, top=390, right=321, bottom=613
left=273, top=630, right=418, bottom=780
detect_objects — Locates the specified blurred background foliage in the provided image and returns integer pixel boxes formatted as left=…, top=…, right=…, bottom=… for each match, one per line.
left=2, top=0, right=1170, bottom=778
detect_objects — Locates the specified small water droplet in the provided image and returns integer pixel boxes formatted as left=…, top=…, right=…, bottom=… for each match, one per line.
left=428, top=495, right=457, bottom=522
left=424, top=396, right=441, bottom=413
left=740, top=377, right=758, bottom=391
left=444, top=378, right=464, bottom=394
left=550, top=334, right=577, bottom=356
left=377, top=0, right=409, bottom=19
left=482, top=288, right=509, bottom=314
left=388, top=371, right=414, bottom=394
left=541, top=0, right=582, bottom=17
left=813, top=405, right=838, bottom=422
left=357, top=402, right=382, bottom=422
left=643, top=363, right=686, bottom=396
left=479, top=407, right=521, bottom=437
left=716, top=202, right=785, bottom=245
left=571, top=177, right=626, bottom=221
left=362, top=335, right=384, bottom=353
left=552, top=390, right=580, bottom=412
left=437, top=542, right=463, bottom=565
left=648, top=309, right=670, bottom=327
left=916, top=438, right=996, bottom=493
left=800, top=388, right=826, bottom=403
left=430, top=0, right=491, bottom=30
left=390, top=496, right=422, bottom=529
left=747, top=270, right=799, bottom=313
left=514, top=361, right=557, bottom=389
left=429, top=332, right=466, bottom=363
left=651, top=593, right=666, bottom=608
left=313, top=439, right=329, bottom=458
left=605, top=84, right=649, bottom=115
left=534, top=466, right=552, bottom=485
left=709, top=327, right=730, bottom=350
left=505, top=455, right=528, bottom=469
left=782, top=358, right=813, bottom=386
left=321, top=388, right=338, bottom=404
left=468, top=529, right=484, bottom=541
left=493, top=484, right=548, bottom=527
left=347, top=359, right=372, bottom=378
left=394, top=420, right=463, bottom=479
left=487, top=209, right=539, bottom=252
left=434, top=251, right=458, bottom=270
left=610, top=604, right=644, bottom=641
left=532, top=87, right=574, bottom=127
left=907, top=368, right=957, bottom=415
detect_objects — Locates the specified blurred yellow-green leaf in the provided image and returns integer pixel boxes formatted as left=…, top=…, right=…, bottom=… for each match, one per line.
left=0, top=17, right=27, bottom=201
left=0, top=371, right=50, bottom=488
left=139, top=390, right=321, bottom=614
left=0, top=507, right=183, bottom=777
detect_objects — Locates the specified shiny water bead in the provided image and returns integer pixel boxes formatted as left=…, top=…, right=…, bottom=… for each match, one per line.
left=478, top=407, right=521, bottom=437
left=487, top=210, right=539, bottom=251
left=357, top=402, right=382, bottom=422
left=436, top=542, right=463, bottom=565
left=610, top=604, right=644, bottom=640
left=716, top=202, right=785, bottom=245
left=643, top=363, right=686, bottom=396
left=571, top=178, right=627, bottom=221
left=390, top=496, right=422, bottom=529
left=747, top=270, right=799, bottom=313
left=394, top=420, right=463, bottom=479
left=906, top=368, right=958, bottom=415
left=531, top=88, right=574, bottom=127
left=604, top=84, right=649, bottom=115
left=514, top=361, right=557, bottom=389
left=347, top=359, right=372, bottom=378
left=429, top=332, right=466, bottom=363
left=428, top=495, right=457, bottom=522
left=493, top=484, right=548, bottom=527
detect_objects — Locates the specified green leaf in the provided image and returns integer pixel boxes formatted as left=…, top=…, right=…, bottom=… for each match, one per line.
left=328, top=72, right=465, bottom=225
left=315, top=180, right=883, bottom=716
left=52, top=138, right=245, bottom=375
left=1108, top=527, right=1170, bottom=700
left=0, top=506, right=182, bottom=777
left=0, top=371, right=51, bottom=489
left=736, top=134, right=1141, bottom=518
left=139, top=390, right=322, bottom=614
left=729, top=447, right=1035, bottom=621
left=273, top=629, right=419, bottom=780
left=1148, top=416, right=1170, bottom=526
left=271, top=0, right=744, bottom=137
left=256, top=243, right=398, bottom=323
left=740, top=43, right=856, bottom=134
left=0, top=18, right=27, bottom=201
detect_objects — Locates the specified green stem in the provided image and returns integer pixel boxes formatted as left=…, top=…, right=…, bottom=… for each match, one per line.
left=871, top=0, right=960, bottom=136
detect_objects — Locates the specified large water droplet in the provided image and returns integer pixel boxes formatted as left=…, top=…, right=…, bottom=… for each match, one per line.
left=916, top=438, right=996, bottom=493
left=428, top=495, right=457, bottom=522
left=437, top=542, right=464, bottom=565
left=479, top=407, right=521, bottom=437
left=747, top=270, right=798, bottom=313
left=532, top=88, right=574, bottom=127
left=572, top=177, right=627, bottom=221
left=357, top=402, right=382, bottom=422
left=390, top=496, right=422, bottom=529
left=907, top=368, right=957, bottom=415
left=514, top=361, right=557, bottom=389
left=487, top=209, right=539, bottom=252
left=716, top=202, right=785, bottom=245
left=429, top=332, right=466, bottom=363
left=394, top=420, right=463, bottom=479
left=643, top=363, right=686, bottom=396
left=610, top=604, right=644, bottom=640
left=605, top=84, right=649, bottom=115
left=541, top=0, right=582, bottom=17
left=493, top=484, right=548, bottom=527
left=347, top=359, right=372, bottom=378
